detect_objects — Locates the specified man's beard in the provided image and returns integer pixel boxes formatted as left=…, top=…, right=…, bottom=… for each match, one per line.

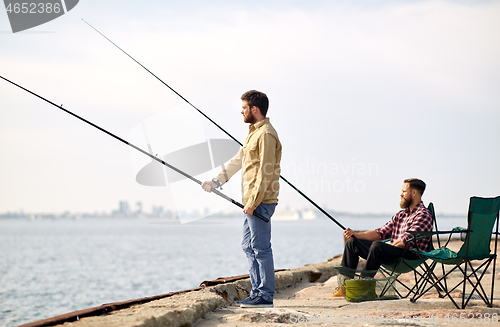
left=400, top=194, right=413, bottom=209
left=244, top=111, right=256, bottom=124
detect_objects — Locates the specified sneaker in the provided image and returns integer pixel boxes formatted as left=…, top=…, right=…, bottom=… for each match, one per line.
left=327, top=285, right=345, bottom=297
left=236, top=295, right=256, bottom=305
left=240, top=296, right=273, bottom=308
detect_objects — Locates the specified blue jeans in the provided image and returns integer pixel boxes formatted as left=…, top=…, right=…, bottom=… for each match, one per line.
left=241, top=203, right=276, bottom=302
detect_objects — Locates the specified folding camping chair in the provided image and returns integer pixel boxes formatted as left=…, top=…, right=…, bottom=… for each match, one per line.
left=410, top=196, right=500, bottom=309
left=380, top=202, right=445, bottom=298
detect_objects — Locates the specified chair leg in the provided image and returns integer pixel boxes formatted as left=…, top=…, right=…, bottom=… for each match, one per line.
left=380, top=262, right=419, bottom=299
left=462, top=259, right=494, bottom=308
left=462, top=260, right=468, bottom=309
left=491, top=254, right=497, bottom=308
left=423, top=261, right=445, bottom=297
left=411, top=262, right=462, bottom=310
left=441, top=261, right=492, bottom=309
left=397, top=267, right=422, bottom=299
left=439, top=261, right=447, bottom=297
left=412, top=259, right=443, bottom=300
left=379, top=266, right=403, bottom=298
left=414, top=266, right=432, bottom=297
left=406, top=268, right=422, bottom=298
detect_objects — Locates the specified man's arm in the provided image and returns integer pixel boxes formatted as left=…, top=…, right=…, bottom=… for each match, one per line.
left=344, top=228, right=381, bottom=241
left=201, top=149, right=243, bottom=193
left=376, top=215, right=404, bottom=247
left=390, top=239, right=405, bottom=248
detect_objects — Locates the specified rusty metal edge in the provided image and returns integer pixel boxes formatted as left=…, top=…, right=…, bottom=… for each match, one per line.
left=18, top=287, right=203, bottom=327
left=199, top=269, right=288, bottom=287
left=18, top=269, right=290, bottom=327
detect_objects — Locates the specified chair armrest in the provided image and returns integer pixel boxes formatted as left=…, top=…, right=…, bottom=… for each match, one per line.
left=409, top=228, right=473, bottom=249
left=410, top=234, right=434, bottom=242
left=408, top=229, right=472, bottom=249
left=407, top=229, right=471, bottom=236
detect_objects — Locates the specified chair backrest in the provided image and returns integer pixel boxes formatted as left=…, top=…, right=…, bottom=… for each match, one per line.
left=427, top=202, right=437, bottom=251
left=457, top=196, right=500, bottom=259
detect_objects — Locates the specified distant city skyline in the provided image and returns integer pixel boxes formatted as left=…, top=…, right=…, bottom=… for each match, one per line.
left=0, top=199, right=467, bottom=220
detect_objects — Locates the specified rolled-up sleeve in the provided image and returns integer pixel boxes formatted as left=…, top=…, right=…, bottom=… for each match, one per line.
left=376, top=218, right=394, bottom=241
left=215, top=148, right=243, bottom=185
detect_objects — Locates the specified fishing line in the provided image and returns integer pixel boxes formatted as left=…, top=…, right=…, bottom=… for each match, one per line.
left=82, top=19, right=351, bottom=232
left=0, top=75, right=269, bottom=223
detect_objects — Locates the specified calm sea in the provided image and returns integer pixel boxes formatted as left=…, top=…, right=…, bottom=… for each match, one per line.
left=0, top=215, right=463, bottom=327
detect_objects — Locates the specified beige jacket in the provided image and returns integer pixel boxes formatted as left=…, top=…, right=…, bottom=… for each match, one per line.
left=215, top=118, right=282, bottom=210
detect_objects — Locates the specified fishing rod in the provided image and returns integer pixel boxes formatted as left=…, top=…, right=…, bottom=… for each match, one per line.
left=82, top=19, right=349, bottom=232
left=0, top=75, right=269, bottom=223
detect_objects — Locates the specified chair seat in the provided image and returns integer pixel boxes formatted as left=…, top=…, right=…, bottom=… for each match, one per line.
left=383, top=257, right=424, bottom=274
left=415, top=248, right=494, bottom=264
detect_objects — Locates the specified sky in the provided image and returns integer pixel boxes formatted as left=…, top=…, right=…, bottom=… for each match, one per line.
left=0, top=0, right=499, bottom=217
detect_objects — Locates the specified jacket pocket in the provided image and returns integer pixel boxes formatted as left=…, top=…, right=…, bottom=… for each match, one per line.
left=243, top=141, right=259, bottom=161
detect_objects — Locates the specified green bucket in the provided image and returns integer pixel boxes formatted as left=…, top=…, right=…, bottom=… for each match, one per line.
left=344, top=279, right=376, bottom=302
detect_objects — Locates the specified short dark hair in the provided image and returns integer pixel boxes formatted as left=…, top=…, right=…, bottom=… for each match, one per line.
left=404, top=178, right=426, bottom=196
left=241, top=90, right=269, bottom=117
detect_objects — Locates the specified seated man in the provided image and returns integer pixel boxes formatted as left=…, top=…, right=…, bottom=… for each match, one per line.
left=333, top=178, right=432, bottom=296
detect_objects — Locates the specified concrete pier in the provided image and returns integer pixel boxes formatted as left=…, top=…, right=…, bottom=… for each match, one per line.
left=21, top=240, right=500, bottom=327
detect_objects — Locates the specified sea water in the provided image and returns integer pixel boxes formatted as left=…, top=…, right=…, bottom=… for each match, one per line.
left=0, top=215, right=464, bottom=327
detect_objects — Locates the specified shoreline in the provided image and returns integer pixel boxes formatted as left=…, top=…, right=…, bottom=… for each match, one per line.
left=19, top=256, right=343, bottom=327
left=19, top=239, right=500, bottom=327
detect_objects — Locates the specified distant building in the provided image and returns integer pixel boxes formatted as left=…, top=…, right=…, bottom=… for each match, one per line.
left=119, top=201, right=130, bottom=216
left=134, top=202, right=143, bottom=216
left=152, top=206, right=164, bottom=215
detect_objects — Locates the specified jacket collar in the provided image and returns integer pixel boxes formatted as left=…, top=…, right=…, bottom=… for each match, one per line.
left=249, top=117, right=270, bottom=131
left=405, top=201, right=425, bottom=213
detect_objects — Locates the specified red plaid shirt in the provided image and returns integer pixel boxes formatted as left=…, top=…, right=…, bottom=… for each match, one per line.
left=376, top=201, right=433, bottom=251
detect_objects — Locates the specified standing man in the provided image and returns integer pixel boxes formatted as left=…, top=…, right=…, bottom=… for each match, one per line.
left=333, top=178, right=432, bottom=296
left=201, top=90, right=282, bottom=308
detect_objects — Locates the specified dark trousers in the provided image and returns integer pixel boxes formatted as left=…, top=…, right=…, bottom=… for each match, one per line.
left=340, top=239, right=418, bottom=278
